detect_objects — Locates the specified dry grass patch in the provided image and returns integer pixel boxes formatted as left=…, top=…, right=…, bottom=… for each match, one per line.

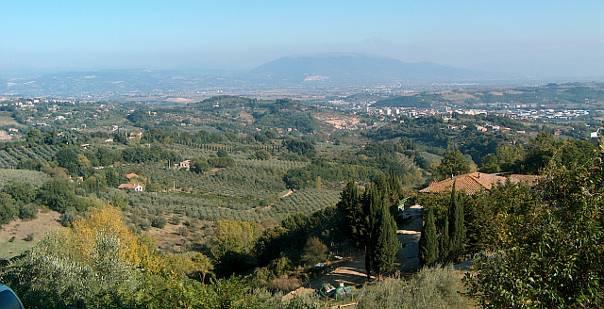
left=0, top=209, right=64, bottom=259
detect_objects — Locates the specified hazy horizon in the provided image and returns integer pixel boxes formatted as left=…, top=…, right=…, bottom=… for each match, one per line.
left=2, top=1, right=603, bottom=79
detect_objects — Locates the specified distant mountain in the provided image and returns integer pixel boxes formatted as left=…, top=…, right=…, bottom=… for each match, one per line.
left=251, top=54, right=488, bottom=84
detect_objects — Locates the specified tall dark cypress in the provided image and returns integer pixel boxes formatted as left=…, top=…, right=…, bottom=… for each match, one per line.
left=449, top=181, right=465, bottom=260
left=361, top=185, right=383, bottom=279
left=439, top=214, right=450, bottom=262
left=336, top=181, right=361, bottom=241
left=374, top=203, right=400, bottom=278
left=420, top=207, right=439, bottom=266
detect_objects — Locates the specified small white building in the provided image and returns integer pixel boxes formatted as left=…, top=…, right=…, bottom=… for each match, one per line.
left=178, top=160, right=191, bottom=170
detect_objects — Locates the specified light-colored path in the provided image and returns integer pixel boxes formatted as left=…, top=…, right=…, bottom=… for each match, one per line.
left=397, top=205, right=423, bottom=273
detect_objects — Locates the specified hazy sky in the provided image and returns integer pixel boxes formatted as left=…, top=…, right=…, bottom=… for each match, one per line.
left=1, top=0, right=603, bottom=78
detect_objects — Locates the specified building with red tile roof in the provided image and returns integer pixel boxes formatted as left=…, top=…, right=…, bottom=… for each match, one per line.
left=420, top=172, right=540, bottom=194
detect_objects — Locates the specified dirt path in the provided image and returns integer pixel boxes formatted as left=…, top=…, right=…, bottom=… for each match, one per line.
left=309, top=257, right=372, bottom=290
left=281, top=189, right=294, bottom=198
left=398, top=205, right=423, bottom=273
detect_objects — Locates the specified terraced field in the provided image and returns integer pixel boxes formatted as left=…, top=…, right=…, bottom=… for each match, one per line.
left=0, top=145, right=60, bottom=168
left=117, top=159, right=338, bottom=224
left=124, top=187, right=340, bottom=223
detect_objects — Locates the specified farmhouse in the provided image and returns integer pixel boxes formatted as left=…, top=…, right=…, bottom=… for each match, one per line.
left=420, top=172, right=540, bottom=195
left=118, top=183, right=144, bottom=192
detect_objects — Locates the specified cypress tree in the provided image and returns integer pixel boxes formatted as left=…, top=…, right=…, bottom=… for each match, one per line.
left=361, top=185, right=383, bottom=280
left=420, top=208, right=439, bottom=266
left=439, top=215, right=450, bottom=262
left=374, top=204, right=400, bottom=279
left=336, top=181, right=361, bottom=242
left=449, top=184, right=465, bottom=260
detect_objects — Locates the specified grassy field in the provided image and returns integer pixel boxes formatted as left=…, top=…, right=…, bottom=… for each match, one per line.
left=0, top=210, right=64, bottom=259
left=0, top=168, right=50, bottom=188
left=0, top=112, right=20, bottom=127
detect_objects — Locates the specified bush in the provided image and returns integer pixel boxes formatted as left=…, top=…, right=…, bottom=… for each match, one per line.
left=3, top=181, right=37, bottom=204
left=191, top=159, right=209, bottom=174
left=151, top=216, right=167, bottom=229
left=268, top=277, right=302, bottom=293
left=301, top=237, right=328, bottom=266
left=355, top=267, right=472, bottom=309
left=0, top=192, right=18, bottom=224
left=139, top=218, right=151, bottom=230
left=168, top=215, right=181, bottom=225
left=216, top=149, right=229, bottom=157
left=111, top=191, right=129, bottom=209
left=251, top=150, right=271, bottom=160
left=269, top=256, right=292, bottom=277
left=18, top=204, right=38, bottom=220
left=208, top=157, right=234, bottom=168
left=36, top=179, right=77, bottom=213
left=60, top=212, right=77, bottom=227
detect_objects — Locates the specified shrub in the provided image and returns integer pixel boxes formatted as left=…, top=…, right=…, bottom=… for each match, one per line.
left=356, top=267, right=472, bottom=309
left=151, top=216, right=167, bottom=229
left=269, top=256, right=293, bottom=277
left=268, top=277, right=302, bottom=292
left=60, top=212, right=77, bottom=227
left=251, top=150, right=271, bottom=160
left=216, top=149, right=229, bottom=157
left=301, top=237, right=328, bottom=266
left=18, top=204, right=38, bottom=220
left=208, top=156, right=234, bottom=168
left=3, top=181, right=37, bottom=203
left=168, top=215, right=181, bottom=225
left=0, top=192, right=18, bottom=224
left=36, top=179, right=77, bottom=213
left=139, top=218, right=151, bottom=230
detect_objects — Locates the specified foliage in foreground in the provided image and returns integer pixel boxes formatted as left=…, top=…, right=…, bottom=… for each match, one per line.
left=355, top=267, right=472, bottom=309
left=0, top=206, right=300, bottom=308
left=465, top=155, right=604, bottom=308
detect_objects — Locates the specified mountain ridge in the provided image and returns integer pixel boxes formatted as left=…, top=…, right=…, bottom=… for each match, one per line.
left=251, top=53, right=489, bottom=84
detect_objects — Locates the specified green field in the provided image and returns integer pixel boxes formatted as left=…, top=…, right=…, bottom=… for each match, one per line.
left=0, top=145, right=60, bottom=168
left=0, top=168, right=50, bottom=188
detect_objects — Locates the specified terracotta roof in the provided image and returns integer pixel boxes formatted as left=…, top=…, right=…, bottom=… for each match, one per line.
left=420, top=172, right=506, bottom=194
left=420, top=172, right=541, bottom=194
left=118, top=183, right=141, bottom=190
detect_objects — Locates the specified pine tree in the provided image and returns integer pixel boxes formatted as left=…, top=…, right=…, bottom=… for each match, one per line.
left=374, top=204, right=400, bottom=278
left=420, top=207, right=439, bottom=266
